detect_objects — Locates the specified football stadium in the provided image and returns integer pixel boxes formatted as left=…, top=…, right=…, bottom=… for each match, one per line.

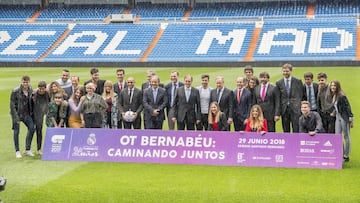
left=0, top=0, right=360, bottom=202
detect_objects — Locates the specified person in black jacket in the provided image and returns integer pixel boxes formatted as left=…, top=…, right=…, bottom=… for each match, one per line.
left=10, top=76, right=35, bottom=158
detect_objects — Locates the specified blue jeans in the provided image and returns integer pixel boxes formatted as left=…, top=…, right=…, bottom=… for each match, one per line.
left=12, top=115, right=35, bottom=152
left=335, top=113, right=351, bottom=157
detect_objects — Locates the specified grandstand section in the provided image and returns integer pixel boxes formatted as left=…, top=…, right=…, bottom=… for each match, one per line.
left=0, top=1, right=360, bottom=66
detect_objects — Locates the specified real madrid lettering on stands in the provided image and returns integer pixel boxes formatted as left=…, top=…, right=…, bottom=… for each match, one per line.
left=0, top=22, right=355, bottom=62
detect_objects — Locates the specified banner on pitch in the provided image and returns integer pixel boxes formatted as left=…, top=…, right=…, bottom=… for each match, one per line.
left=42, top=128, right=343, bottom=169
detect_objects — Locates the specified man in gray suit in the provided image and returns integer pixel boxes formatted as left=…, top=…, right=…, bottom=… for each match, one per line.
left=171, top=75, right=201, bottom=130
left=118, top=77, right=143, bottom=129
left=254, top=72, right=280, bottom=132
left=210, top=76, right=234, bottom=131
left=165, top=70, right=184, bottom=130
left=143, top=75, right=168, bottom=129
left=276, top=63, right=303, bottom=132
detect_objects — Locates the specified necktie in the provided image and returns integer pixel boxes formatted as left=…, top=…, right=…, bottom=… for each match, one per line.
left=129, top=89, right=133, bottom=103
left=237, top=89, right=241, bottom=104
left=186, top=88, right=190, bottom=102
left=217, top=89, right=221, bottom=102
left=153, top=89, right=157, bottom=102
left=119, top=83, right=123, bottom=91
left=261, top=85, right=266, bottom=102
left=172, top=83, right=177, bottom=107
left=285, top=79, right=290, bottom=95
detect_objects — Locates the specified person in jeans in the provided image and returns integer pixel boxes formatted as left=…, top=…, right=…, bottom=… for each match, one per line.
left=10, top=76, right=35, bottom=158
left=327, top=80, right=354, bottom=162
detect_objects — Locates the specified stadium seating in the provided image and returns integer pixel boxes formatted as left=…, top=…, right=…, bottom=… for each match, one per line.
left=0, top=5, right=39, bottom=20
left=130, top=2, right=187, bottom=19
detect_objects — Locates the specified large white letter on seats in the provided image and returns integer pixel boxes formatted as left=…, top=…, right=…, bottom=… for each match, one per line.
left=308, top=28, right=353, bottom=53
left=53, top=31, right=107, bottom=55
left=196, top=29, right=246, bottom=54
left=0, top=31, right=11, bottom=44
left=1, top=31, right=56, bottom=55
left=101, top=31, right=141, bottom=55
left=258, top=29, right=307, bottom=54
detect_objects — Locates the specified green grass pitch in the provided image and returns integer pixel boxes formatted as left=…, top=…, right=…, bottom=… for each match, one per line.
left=0, top=67, right=359, bottom=202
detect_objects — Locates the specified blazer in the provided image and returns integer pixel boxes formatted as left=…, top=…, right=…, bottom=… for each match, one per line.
left=276, top=77, right=303, bottom=116
left=336, top=95, right=354, bottom=123
left=233, top=88, right=252, bottom=121
left=208, top=112, right=228, bottom=131
left=245, top=118, right=268, bottom=132
left=143, top=87, right=168, bottom=122
left=165, top=81, right=184, bottom=111
left=172, top=86, right=201, bottom=122
left=84, top=79, right=105, bottom=95
left=114, top=81, right=128, bottom=95
left=253, top=83, right=280, bottom=121
left=118, top=87, right=143, bottom=115
left=210, top=87, right=234, bottom=119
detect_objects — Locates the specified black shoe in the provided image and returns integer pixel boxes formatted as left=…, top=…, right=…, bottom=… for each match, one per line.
left=343, top=156, right=350, bottom=162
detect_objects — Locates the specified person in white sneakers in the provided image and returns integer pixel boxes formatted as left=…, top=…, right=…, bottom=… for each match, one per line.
left=10, top=76, right=35, bottom=158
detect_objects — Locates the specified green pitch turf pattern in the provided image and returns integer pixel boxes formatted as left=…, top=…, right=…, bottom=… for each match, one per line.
left=0, top=67, right=359, bottom=202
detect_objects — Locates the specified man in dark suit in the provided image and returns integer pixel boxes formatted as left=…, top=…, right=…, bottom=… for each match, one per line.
left=254, top=72, right=280, bottom=132
left=302, top=72, right=318, bottom=112
left=118, top=77, right=143, bottom=129
left=171, top=75, right=201, bottom=130
left=143, top=75, right=168, bottom=129
left=113, top=68, right=127, bottom=129
left=210, top=76, right=234, bottom=131
left=233, top=77, right=252, bottom=131
left=276, top=63, right=304, bottom=132
left=164, top=70, right=184, bottom=130
left=114, top=68, right=127, bottom=96
left=84, top=68, right=105, bottom=95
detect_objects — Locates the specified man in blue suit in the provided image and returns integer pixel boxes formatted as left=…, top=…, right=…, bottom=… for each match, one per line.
left=143, top=75, right=168, bottom=129
left=233, top=77, right=252, bottom=131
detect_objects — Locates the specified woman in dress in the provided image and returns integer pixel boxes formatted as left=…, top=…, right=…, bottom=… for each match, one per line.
left=68, top=87, right=84, bottom=128
left=208, top=101, right=228, bottom=131
left=327, top=80, right=354, bottom=162
left=245, top=104, right=268, bottom=135
left=102, top=80, right=118, bottom=128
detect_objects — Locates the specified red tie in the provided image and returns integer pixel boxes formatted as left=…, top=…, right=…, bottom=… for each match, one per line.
left=237, top=89, right=241, bottom=104
left=261, top=85, right=266, bottom=102
left=119, top=83, right=123, bottom=91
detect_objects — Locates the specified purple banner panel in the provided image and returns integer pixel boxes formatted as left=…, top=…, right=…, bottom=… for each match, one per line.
left=42, top=128, right=343, bottom=169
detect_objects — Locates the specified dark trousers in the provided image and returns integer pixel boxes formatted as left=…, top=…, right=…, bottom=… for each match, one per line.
left=196, top=114, right=209, bottom=131
left=117, top=120, right=123, bottom=129
left=84, top=113, right=102, bottom=128
left=177, top=120, right=195, bottom=130
left=233, top=116, right=246, bottom=131
left=146, top=119, right=163, bottom=129
left=281, top=107, right=300, bottom=133
left=35, top=121, right=44, bottom=151
left=320, top=111, right=336, bottom=133
left=12, top=115, right=35, bottom=152
left=267, top=119, right=276, bottom=132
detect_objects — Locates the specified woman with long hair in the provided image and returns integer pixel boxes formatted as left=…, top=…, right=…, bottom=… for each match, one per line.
left=208, top=102, right=228, bottom=131
left=46, top=93, right=68, bottom=128
left=327, top=80, right=354, bottom=162
left=48, top=81, right=68, bottom=100
left=245, top=104, right=268, bottom=135
left=102, top=80, right=118, bottom=128
left=68, top=87, right=84, bottom=128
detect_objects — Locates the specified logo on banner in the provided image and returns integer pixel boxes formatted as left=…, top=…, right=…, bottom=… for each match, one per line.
left=323, top=140, right=332, bottom=147
left=72, top=133, right=99, bottom=158
left=50, top=134, right=65, bottom=153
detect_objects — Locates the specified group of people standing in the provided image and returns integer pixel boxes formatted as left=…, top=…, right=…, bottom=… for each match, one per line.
left=10, top=64, right=354, bottom=162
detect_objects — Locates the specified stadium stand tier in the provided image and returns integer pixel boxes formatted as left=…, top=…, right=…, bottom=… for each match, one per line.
left=0, top=0, right=360, bottom=66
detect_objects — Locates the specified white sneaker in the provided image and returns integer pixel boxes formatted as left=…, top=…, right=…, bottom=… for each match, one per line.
left=37, top=150, right=43, bottom=155
left=24, top=150, right=34, bottom=157
left=15, top=151, right=22, bottom=159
